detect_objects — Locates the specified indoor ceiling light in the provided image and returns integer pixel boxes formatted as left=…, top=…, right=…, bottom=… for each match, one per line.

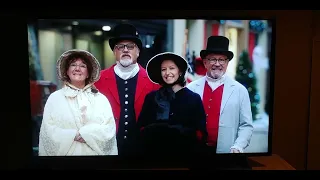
left=102, top=26, right=111, bottom=31
left=72, top=21, right=79, bottom=26
left=94, top=31, right=103, bottom=36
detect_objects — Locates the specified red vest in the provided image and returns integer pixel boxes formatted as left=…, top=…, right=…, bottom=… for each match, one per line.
left=203, top=81, right=224, bottom=146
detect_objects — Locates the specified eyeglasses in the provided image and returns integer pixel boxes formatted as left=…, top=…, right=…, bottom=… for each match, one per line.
left=70, top=63, right=87, bottom=69
left=205, top=58, right=228, bottom=65
left=115, top=43, right=136, bottom=51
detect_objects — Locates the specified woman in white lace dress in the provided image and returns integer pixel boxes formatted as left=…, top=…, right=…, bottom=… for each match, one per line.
left=38, top=49, right=118, bottom=156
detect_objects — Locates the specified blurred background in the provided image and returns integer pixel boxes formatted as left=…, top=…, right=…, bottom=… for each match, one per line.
left=29, top=19, right=273, bottom=155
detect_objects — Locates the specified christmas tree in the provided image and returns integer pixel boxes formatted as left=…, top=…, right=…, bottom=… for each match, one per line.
left=235, top=50, right=260, bottom=121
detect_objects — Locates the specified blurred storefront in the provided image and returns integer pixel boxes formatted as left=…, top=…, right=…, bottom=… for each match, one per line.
left=29, top=19, right=168, bottom=89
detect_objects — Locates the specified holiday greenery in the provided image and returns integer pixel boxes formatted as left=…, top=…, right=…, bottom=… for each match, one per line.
left=249, top=20, right=266, bottom=33
left=28, top=32, right=36, bottom=80
left=235, top=50, right=260, bottom=120
left=217, top=20, right=266, bottom=33
left=28, top=25, right=43, bottom=81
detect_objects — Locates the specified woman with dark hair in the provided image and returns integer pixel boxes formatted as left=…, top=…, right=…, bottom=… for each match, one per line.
left=137, top=52, right=207, bottom=156
left=38, top=50, right=118, bottom=156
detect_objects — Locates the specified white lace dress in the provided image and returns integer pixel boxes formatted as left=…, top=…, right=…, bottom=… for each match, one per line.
left=38, top=83, right=118, bottom=156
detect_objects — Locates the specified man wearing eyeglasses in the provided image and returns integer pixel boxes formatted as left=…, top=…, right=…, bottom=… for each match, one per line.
left=94, top=23, right=160, bottom=156
left=187, top=36, right=253, bottom=154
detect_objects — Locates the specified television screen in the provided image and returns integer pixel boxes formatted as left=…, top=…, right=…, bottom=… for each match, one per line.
left=28, top=18, right=274, bottom=169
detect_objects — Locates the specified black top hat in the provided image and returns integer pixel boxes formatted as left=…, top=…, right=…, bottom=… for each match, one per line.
left=109, top=23, right=143, bottom=50
left=200, top=36, right=234, bottom=61
left=146, top=52, right=189, bottom=84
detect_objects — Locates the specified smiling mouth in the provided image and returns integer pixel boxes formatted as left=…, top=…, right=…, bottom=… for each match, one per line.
left=122, top=54, right=131, bottom=58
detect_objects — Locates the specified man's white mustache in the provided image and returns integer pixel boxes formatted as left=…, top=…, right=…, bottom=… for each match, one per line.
left=121, top=54, right=131, bottom=58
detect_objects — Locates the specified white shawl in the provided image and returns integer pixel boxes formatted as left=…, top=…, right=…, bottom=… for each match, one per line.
left=38, top=83, right=118, bottom=156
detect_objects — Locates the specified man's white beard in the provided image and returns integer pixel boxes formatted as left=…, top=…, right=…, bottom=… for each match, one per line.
left=119, top=58, right=134, bottom=67
left=210, top=70, right=224, bottom=79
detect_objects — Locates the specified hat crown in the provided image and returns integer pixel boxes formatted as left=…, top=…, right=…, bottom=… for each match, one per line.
left=108, top=23, right=142, bottom=50
left=112, top=23, right=139, bottom=38
left=205, top=36, right=230, bottom=51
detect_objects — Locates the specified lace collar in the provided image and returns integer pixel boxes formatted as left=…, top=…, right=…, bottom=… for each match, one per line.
left=63, top=82, right=95, bottom=98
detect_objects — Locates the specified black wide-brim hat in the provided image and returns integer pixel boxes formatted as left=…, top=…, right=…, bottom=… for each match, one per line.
left=146, top=52, right=189, bottom=84
left=200, top=36, right=234, bottom=61
left=109, top=23, right=143, bottom=50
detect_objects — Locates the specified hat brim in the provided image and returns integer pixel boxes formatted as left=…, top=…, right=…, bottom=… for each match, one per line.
left=200, top=49, right=234, bottom=61
left=146, top=52, right=189, bottom=84
left=109, top=36, right=143, bottom=50
left=56, top=49, right=101, bottom=84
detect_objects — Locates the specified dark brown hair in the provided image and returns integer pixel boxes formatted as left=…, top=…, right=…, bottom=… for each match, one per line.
left=63, top=53, right=93, bottom=85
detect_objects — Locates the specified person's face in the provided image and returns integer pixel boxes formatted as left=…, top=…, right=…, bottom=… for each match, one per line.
left=203, top=54, right=229, bottom=79
left=113, top=40, right=140, bottom=67
left=161, top=60, right=181, bottom=85
left=67, top=59, right=88, bottom=87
